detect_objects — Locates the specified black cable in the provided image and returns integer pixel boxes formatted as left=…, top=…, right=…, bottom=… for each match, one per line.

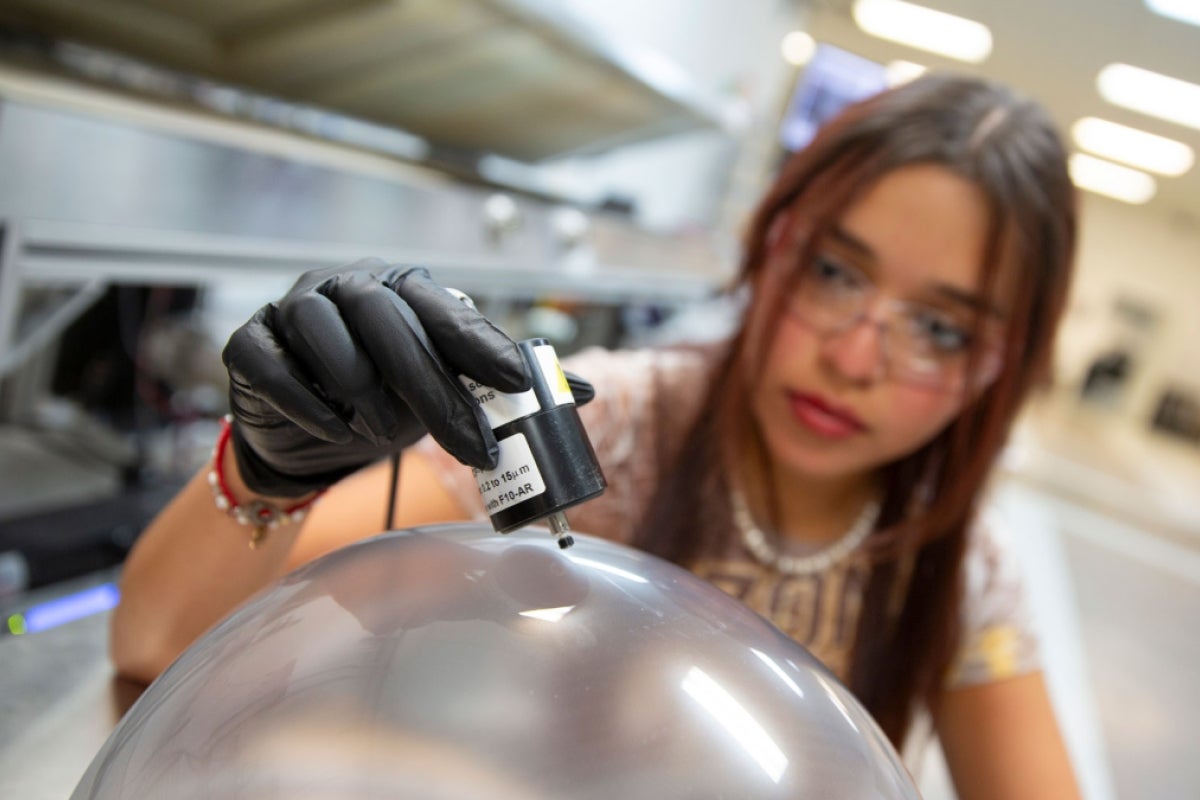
left=384, top=451, right=401, bottom=530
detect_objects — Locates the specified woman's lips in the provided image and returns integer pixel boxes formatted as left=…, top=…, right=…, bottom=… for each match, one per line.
left=787, top=392, right=866, bottom=439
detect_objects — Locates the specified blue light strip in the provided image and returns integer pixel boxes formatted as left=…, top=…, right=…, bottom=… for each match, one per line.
left=21, top=583, right=120, bottom=633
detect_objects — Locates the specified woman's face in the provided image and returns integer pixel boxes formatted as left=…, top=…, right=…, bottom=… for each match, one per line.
left=752, top=164, right=1009, bottom=485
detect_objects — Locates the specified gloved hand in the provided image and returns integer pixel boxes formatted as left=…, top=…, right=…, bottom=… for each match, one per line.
left=222, top=260, right=531, bottom=498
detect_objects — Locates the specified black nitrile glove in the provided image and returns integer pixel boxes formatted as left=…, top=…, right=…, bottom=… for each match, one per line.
left=222, top=260, right=530, bottom=497
left=563, top=372, right=595, bottom=406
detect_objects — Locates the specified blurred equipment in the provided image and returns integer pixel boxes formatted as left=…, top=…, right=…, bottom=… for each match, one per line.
left=1077, top=294, right=1161, bottom=412
left=1080, top=349, right=1132, bottom=407
left=0, top=4, right=729, bottom=587
left=71, top=524, right=919, bottom=799
left=0, top=283, right=209, bottom=590
left=1151, top=387, right=1200, bottom=443
left=2, top=581, right=118, bottom=636
left=0, top=0, right=741, bottom=162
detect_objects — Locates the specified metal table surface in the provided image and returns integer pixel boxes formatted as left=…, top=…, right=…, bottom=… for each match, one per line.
left=0, top=574, right=142, bottom=800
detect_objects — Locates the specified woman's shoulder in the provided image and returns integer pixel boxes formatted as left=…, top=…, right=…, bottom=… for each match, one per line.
left=563, top=340, right=726, bottom=442
left=946, top=504, right=1040, bottom=687
left=962, top=505, right=1027, bottom=602
left=557, top=341, right=727, bottom=543
left=563, top=340, right=726, bottom=390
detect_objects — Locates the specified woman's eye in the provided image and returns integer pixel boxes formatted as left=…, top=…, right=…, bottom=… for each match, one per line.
left=811, top=256, right=862, bottom=290
left=913, top=311, right=971, bottom=353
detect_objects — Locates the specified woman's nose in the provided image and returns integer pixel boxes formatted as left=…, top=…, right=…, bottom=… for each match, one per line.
left=820, top=317, right=887, bottom=384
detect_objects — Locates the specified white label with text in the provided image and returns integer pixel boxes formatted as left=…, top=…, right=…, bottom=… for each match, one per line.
left=461, top=377, right=540, bottom=429
left=473, top=432, right=545, bottom=514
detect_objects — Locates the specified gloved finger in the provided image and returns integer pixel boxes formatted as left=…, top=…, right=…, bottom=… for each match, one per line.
left=403, top=374, right=502, bottom=470
left=327, top=271, right=500, bottom=469
left=563, top=371, right=595, bottom=406
left=275, top=285, right=406, bottom=445
left=288, top=257, right=389, bottom=296
left=223, top=307, right=353, bottom=444
left=385, top=267, right=530, bottom=393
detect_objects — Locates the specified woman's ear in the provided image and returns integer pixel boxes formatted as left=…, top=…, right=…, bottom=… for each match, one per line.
left=766, top=212, right=790, bottom=253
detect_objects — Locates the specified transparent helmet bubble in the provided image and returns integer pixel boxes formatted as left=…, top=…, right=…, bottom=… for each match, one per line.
left=75, top=524, right=919, bottom=799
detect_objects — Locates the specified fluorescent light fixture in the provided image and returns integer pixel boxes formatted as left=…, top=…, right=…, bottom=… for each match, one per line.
left=1069, top=153, right=1157, bottom=204
left=781, top=31, right=817, bottom=66
left=886, top=60, right=927, bottom=87
left=566, top=555, right=648, bottom=584
left=852, top=0, right=992, bottom=63
left=1071, top=117, right=1194, bottom=176
left=682, top=667, right=788, bottom=783
left=1146, top=0, right=1200, bottom=27
left=751, top=649, right=805, bottom=699
left=1097, top=63, right=1200, bottom=131
left=518, top=606, right=574, bottom=623
left=814, top=674, right=861, bottom=732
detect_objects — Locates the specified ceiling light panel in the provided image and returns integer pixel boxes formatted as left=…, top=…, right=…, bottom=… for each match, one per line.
left=1145, top=0, right=1200, bottom=27
left=852, top=0, right=992, bottom=64
left=1097, top=63, right=1200, bottom=131
left=1069, top=153, right=1158, bottom=204
left=781, top=31, right=817, bottom=66
left=1072, top=117, right=1195, bottom=176
left=885, top=60, right=927, bottom=87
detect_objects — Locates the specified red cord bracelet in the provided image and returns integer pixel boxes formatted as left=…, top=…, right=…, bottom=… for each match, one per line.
left=207, top=416, right=324, bottom=549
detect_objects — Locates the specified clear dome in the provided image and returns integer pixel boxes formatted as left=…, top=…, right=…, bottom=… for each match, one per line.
left=75, top=524, right=918, bottom=799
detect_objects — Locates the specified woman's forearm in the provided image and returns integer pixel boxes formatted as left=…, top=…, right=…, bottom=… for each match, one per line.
left=109, top=446, right=312, bottom=684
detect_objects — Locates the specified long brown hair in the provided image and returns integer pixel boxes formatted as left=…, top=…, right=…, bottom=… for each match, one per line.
left=633, top=74, right=1077, bottom=747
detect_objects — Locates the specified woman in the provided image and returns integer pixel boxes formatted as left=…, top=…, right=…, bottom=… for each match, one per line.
left=112, top=74, right=1081, bottom=798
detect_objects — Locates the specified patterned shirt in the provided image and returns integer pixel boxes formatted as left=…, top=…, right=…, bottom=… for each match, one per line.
left=415, top=345, right=1039, bottom=689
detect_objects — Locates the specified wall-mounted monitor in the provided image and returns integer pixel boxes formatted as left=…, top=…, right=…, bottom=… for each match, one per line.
left=779, top=45, right=888, bottom=153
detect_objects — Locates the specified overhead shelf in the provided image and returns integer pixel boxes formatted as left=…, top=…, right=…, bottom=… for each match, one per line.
left=0, top=0, right=742, bottom=162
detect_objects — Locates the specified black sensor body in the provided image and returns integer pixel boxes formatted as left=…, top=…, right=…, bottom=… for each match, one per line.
left=472, top=339, right=606, bottom=545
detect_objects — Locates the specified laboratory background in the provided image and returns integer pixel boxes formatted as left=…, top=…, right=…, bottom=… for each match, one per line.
left=0, top=1, right=1197, bottom=798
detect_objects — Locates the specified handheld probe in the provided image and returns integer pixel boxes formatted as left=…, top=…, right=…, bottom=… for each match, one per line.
left=461, top=336, right=606, bottom=548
